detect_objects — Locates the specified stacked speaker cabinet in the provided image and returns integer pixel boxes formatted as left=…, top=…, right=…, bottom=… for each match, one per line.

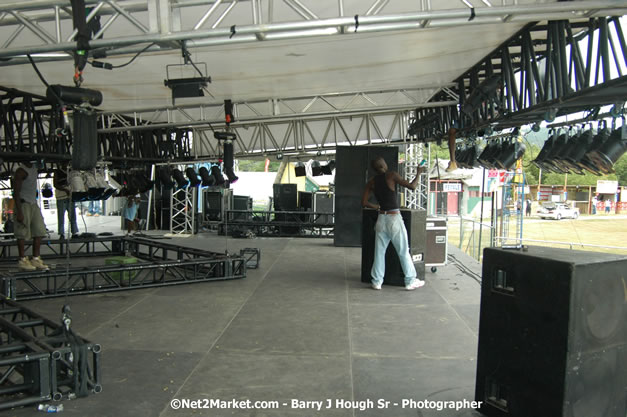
left=273, top=184, right=297, bottom=211
left=361, top=209, right=426, bottom=286
left=334, top=146, right=398, bottom=247
left=476, top=246, right=627, bottom=417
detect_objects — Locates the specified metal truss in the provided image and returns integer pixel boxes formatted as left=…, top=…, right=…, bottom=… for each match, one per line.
left=414, top=16, right=627, bottom=137
left=403, top=143, right=428, bottom=210
left=96, top=87, right=454, bottom=158
left=0, top=299, right=101, bottom=410
left=0, top=1, right=625, bottom=66
left=221, top=209, right=334, bottom=237
left=0, top=236, right=247, bottom=300
left=0, top=87, right=69, bottom=174
left=170, top=187, right=196, bottom=235
left=0, top=235, right=122, bottom=262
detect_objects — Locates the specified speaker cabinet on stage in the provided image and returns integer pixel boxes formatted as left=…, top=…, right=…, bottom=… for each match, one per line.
left=476, top=246, right=627, bottom=417
left=273, top=184, right=297, bottom=211
left=334, top=146, right=398, bottom=247
left=361, top=209, right=426, bottom=286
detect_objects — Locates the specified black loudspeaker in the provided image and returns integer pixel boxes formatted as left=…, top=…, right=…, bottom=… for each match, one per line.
left=313, top=192, right=334, bottom=225
left=361, top=209, right=426, bottom=286
left=476, top=246, right=627, bottom=417
left=298, top=191, right=313, bottom=211
left=273, top=184, right=297, bottom=211
left=204, top=191, right=222, bottom=221
left=231, top=195, right=252, bottom=221
left=72, top=110, right=98, bottom=170
left=334, top=146, right=398, bottom=247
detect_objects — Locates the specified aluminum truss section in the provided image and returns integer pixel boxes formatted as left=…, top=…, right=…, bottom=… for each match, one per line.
left=170, top=187, right=196, bottom=235
left=403, top=143, right=428, bottom=210
left=418, top=16, right=627, bottom=135
left=0, top=87, right=69, bottom=173
left=0, top=299, right=101, bottom=410
left=0, top=237, right=246, bottom=300
left=0, top=236, right=123, bottom=262
left=97, top=88, right=454, bottom=158
left=1, top=1, right=626, bottom=65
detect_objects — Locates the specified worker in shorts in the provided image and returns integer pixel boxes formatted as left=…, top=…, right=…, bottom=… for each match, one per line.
left=13, top=159, right=49, bottom=271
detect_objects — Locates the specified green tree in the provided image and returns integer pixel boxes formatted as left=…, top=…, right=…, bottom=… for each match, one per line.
left=237, top=159, right=280, bottom=172
left=614, top=154, right=627, bottom=185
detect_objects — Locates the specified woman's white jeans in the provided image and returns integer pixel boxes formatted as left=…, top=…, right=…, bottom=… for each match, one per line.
left=371, top=213, right=417, bottom=286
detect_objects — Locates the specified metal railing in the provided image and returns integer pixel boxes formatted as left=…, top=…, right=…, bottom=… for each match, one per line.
left=448, top=217, right=495, bottom=262
left=494, top=236, right=627, bottom=255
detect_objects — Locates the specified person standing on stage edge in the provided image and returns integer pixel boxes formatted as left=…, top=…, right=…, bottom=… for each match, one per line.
left=361, top=157, right=426, bottom=291
left=13, top=160, right=49, bottom=271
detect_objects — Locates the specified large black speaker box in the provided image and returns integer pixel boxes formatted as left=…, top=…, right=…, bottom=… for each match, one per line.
left=72, top=110, right=98, bottom=170
left=476, top=246, right=627, bottom=417
left=334, top=146, right=398, bottom=247
left=361, top=209, right=426, bottom=286
left=273, top=184, right=297, bottom=211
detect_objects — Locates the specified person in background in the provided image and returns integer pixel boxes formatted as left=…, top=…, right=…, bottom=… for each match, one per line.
left=361, top=156, right=426, bottom=291
left=525, top=198, right=532, bottom=217
left=87, top=200, right=101, bottom=217
left=591, top=195, right=598, bottom=215
left=123, top=195, right=140, bottom=234
left=605, top=198, right=612, bottom=214
left=12, top=159, right=49, bottom=271
left=53, top=162, right=79, bottom=239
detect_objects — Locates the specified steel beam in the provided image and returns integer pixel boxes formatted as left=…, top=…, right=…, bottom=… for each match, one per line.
left=0, top=1, right=625, bottom=62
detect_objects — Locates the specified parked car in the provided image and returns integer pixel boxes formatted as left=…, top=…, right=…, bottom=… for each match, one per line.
left=537, top=202, right=579, bottom=220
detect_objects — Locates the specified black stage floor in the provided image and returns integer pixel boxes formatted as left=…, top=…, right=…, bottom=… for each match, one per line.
left=5, top=231, right=483, bottom=417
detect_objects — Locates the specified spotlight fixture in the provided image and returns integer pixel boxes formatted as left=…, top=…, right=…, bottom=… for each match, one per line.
left=321, top=160, right=335, bottom=175
left=461, top=74, right=501, bottom=116
left=311, top=161, right=322, bottom=176
left=222, top=141, right=239, bottom=183
left=199, top=166, right=216, bottom=186
left=172, top=168, right=189, bottom=188
left=294, top=162, right=306, bottom=177
left=164, top=62, right=211, bottom=104
left=211, top=165, right=225, bottom=185
left=185, top=167, right=201, bottom=187
left=158, top=167, right=175, bottom=189
left=276, top=153, right=283, bottom=160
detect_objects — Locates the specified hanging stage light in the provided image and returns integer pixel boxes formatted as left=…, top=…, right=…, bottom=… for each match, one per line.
left=172, top=168, right=189, bottom=188
left=321, top=160, right=336, bottom=175
left=199, top=166, right=216, bottom=186
left=294, top=162, right=306, bottom=177
left=211, top=165, right=225, bottom=185
left=185, top=167, right=201, bottom=187
left=461, top=74, right=502, bottom=116
left=222, top=141, right=239, bottom=183
left=586, top=119, right=627, bottom=174
left=494, top=140, right=526, bottom=170
left=311, top=161, right=323, bottom=176
left=158, top=167, right=175, bottom=189
left=563, top=126, right=594, bottom=173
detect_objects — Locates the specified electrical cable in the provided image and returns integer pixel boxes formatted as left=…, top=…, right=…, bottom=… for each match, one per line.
left=89, top=43, right=156, bottom=70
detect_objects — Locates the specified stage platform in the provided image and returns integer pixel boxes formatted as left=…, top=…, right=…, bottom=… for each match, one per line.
left=5, top=227, right=483, bottom=417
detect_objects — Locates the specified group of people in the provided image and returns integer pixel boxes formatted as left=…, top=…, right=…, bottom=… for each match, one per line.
left=592, top=195, right=614, bottom=214
left=12, top=160, right=142, bottom=271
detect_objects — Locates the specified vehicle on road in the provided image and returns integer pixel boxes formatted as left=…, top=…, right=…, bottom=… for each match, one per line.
left=537, top=202, right=579, bottom=220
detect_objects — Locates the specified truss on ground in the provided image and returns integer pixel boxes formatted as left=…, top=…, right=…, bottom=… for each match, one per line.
left=0, top=299, right=101, bottom=410
left=0, top=236, right=247, bottom=300
left=221, top=209, right=334, bottom=237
